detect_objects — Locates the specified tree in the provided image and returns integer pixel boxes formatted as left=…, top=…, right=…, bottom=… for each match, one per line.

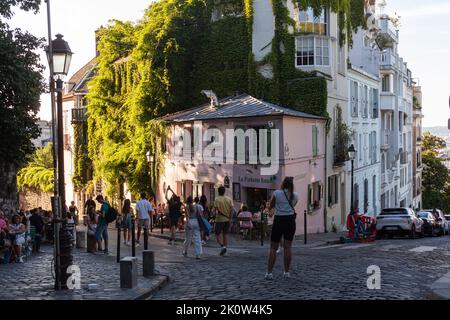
left=421, top=133, right=450, bottom=211
left=17, top=144, right=54, bottom=193
left=0, top=0, right=45, bottom=202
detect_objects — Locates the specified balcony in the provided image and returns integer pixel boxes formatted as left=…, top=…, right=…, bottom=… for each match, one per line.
left=380, top=94, right=395, bottom=111
left=72, top=108, right=87, bottom=124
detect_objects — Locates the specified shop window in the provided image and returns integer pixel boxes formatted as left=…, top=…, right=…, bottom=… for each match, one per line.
left=308, top=182, right=322, bottom=213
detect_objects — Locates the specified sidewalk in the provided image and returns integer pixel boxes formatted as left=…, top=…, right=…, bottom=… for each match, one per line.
left=148, top=228, right=345, bottom=248
left=430, top=271, right=450, bottom=300
left=0, top=244, right=168, bottom=300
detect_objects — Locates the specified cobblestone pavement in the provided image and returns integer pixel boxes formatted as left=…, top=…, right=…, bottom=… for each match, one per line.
left=0, top=243, right=167, bottom=300
left=149, top=234, right=450, bottom=300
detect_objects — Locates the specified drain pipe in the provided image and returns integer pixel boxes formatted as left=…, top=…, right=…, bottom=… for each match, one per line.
left=324, top=118, right=331, bottom=233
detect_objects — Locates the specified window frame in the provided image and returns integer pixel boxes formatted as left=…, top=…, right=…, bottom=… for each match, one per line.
left=295, top=36, right=330, bottom=67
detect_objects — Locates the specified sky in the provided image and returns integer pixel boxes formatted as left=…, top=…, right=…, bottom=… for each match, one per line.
left=8, top=0, right=450, bottom=128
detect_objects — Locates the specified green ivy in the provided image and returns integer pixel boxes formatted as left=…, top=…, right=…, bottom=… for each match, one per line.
left=86, top=0, right=366, bottom=201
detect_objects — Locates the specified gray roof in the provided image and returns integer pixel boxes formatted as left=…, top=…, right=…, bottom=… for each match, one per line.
left=161, top=94, right=326, bottom=123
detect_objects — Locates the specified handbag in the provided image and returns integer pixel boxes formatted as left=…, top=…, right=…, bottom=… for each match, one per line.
left=283, top=190, right=297, bottom=219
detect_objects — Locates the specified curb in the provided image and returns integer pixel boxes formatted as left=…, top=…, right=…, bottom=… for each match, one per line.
left=430, top=271, right=450, bottom=300
left=133, top=275, right=170, bottom=300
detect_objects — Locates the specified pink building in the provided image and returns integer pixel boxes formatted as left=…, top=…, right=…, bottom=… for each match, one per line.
left=157, top=94, right=327, bottom=235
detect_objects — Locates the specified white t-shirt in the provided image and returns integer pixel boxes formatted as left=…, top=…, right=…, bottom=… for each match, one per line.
left=136, top=199, right=153, bottom=220
left=273, top=189, right=299, bottom=216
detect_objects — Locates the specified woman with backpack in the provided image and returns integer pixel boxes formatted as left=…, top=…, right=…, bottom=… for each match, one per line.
left=265, top=177, right=298, bottom=280
left=182, top=196, right=203, bottom=259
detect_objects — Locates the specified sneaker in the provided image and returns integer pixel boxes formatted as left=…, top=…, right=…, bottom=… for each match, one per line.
left=195, top=255, right=201, bottom=260
left=182, top=251, right=188, bottom=257
left=283, top=272, right=291, bottom=279
left=135, top=243, right=140, bottom=247
left=127, top=241, right=131, bottom=246
left=276, top=249, right=281, bottom=254
left=201, top=240, right=206, bottom=245
left=18, top=257, right=24, bottom=263
left=104, top=249, right=109, bottom=255
left=220, top=247, right=227, bottom=256
left=123, top=241, right=127, bottom=246
left=265, top=273, right=274, bottom=280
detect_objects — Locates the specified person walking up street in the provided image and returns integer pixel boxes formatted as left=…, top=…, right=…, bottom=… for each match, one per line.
left=69, top=201, right=79, bottom=225
left=182, top=196, right=203, bottom=259
left=95, top=195, right=110, bottom=254
left=29, top=208, right=44, bottom=253
left=135, top=193, right=153, bottom=246
left=265, top=177, right=298, bottom=280
left=166, top=186, right=182, bottom=245
left=121, top=199, right=133, bottom=246
left=213, top=186, right=233, bottom=256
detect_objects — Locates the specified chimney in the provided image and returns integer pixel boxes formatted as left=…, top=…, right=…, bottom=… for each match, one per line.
left=201, top=90, right=220, bottom=108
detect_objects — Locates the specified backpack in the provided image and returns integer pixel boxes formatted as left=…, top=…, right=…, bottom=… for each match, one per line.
left=105, top=205, right=118, bottom=223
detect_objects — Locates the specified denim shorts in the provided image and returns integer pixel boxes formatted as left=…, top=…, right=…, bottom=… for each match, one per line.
left=121, top=214, right=132, bottom=230
left=95, top=223, right=109, bottom=241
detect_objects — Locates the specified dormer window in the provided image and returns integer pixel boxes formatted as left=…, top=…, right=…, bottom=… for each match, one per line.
left=296, top=7, right=328, bottom=35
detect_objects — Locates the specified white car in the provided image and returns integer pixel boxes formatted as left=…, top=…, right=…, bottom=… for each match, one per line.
left=376, top=208, right=424, bottom=239
left=422, top=209, right=446, bottom=236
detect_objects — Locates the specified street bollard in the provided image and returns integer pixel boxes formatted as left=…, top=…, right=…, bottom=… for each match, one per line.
left=144, top=227, right=149, bottom=251
left=131, top=217, right=136, bottom=257
left=161, top=214, right=164, bottom=235
left=304, top=210, right=307, bottom=245
left=143, top=250, right=155, bottom=277
left=117, top=220, right=121, bottom=263
left=261, top=211, right=264, bottom=247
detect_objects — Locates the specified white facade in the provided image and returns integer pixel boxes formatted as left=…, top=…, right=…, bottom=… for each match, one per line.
left=378, top=14, right=414, bottom=210
left=32, top=120, right=53, bottom=148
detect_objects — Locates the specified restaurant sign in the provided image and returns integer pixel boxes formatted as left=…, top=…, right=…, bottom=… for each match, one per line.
left=238, top=175, right=277, bottom=185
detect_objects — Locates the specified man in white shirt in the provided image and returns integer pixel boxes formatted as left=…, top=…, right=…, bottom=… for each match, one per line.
left=135, top=193, right=153, bottom=245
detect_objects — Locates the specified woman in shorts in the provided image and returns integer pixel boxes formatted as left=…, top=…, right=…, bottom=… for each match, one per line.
left=265, top=177, right=298, bottom=280
left=9, top=215, right=27, bottom=263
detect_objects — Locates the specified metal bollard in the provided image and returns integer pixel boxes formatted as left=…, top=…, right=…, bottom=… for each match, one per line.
left=161, top=214, right=164, bottom=235
left=143, top=250, right=155, bottom=277
left=304, top=210, right=307, bottom=245
left=117, top=220, right=121, bottom=263
left=131, top=217, right=136, bottom=257
left=144, top=227, right=149, bottom=251
left=261, top=212, right=264, bottom=247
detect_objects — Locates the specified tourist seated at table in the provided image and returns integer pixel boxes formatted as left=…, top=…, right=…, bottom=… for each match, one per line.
left=238, top=205, right=254, bottom=229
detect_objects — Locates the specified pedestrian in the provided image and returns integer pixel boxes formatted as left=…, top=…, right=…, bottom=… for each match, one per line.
left=86, top=206, right=98, bottom=253
left=121, top=199, right=133, bottom=246
left=265, top=177, right=298, bottom=280
left=135, top=193, right=153, bottom=246
left=69, top=201, right=79, bottom=225
left=182, top=196, right=203, bottom=259
left=238, top=204, right=253, bottom=239
left=84, top=196, right=96, bottom=217
left=29, top=208, right=44, bottom=253
left=166, top=186, right=182, bottom=245
left=213, top=185, right=233, bottom=256
left=95, top=195, right=110, bottom=254
left=9, top=214, right=26, bottom=263
left=199, top=195, right=210, bottom=243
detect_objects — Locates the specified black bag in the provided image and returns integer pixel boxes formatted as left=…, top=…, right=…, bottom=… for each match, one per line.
left=105, top=206, right=118, bottom=223
left=283, top=190, right=297, bottom=219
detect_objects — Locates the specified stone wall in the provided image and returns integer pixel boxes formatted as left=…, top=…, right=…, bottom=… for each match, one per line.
left=19, top=187, right=52, bottom=211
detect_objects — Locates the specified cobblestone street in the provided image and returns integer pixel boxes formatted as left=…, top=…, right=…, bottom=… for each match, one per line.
left=149, top=234, right=450, bottom=300
left=2, top=228, right=450, bottom=300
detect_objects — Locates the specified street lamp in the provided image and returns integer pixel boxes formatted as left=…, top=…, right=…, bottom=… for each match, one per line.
left=348, top=144, right=356, bottom=215
left=45, top=0, right=73, bottom=291
left=146, top=151, right=155, bottom=234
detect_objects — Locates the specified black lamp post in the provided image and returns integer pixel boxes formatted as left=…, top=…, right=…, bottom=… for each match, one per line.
left=348, top=144, right=356, bottom=215
left=146, top=151, right=155, bottom=233
left=45, top=0, right=74, bottom=290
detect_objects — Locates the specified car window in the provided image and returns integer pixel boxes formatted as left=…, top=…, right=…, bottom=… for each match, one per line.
left=446, top=216, right=450, bottom=221
left=380, top=209, right=408, bottom=215
left=418, top=213, right=429, bottom=218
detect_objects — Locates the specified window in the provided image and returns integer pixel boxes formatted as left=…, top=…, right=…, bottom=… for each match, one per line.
left=351, top=81, right=359, bottom=117
left=362, top=85, right=368, bottom=118
left=296, top=37, right=330, bottom=66
left=312, top=125, right=319, bottom=157
left=382, top=74, right=391, bottom=92
left=372, top=88, right=379, bottom=118
left=328, top=175, right=339, bottom=207
left=296, top=7, right=328, bottom=35
left=308, top=182, right=322, bottom=212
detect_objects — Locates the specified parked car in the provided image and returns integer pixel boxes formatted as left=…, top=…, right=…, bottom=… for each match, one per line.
left=376, top=208, right=424, bottom=239
left=417, top=211, right=440, bottom=237
left=423, top=209, right=446, bottom=236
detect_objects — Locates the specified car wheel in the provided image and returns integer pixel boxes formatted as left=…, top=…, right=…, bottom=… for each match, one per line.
left=410, top=225, right=417, bottom=239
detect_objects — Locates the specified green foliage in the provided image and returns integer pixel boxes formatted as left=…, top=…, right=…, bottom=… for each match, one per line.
left=17, top=144, right=54, bottom=193
left=73, top=123, right=91, bottom=192
left=0, top=0, right=44, bottom=167
left=421, top=133, right=450, bottom=212
left=87, top=0, right=366, bottom=201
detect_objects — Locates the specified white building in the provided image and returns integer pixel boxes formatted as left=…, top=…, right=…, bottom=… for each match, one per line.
left=32, top=120, right=53, bottom=148
left=378, top=14, right=414, bottom=209
left=346, top=3, right=381, bottom=217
